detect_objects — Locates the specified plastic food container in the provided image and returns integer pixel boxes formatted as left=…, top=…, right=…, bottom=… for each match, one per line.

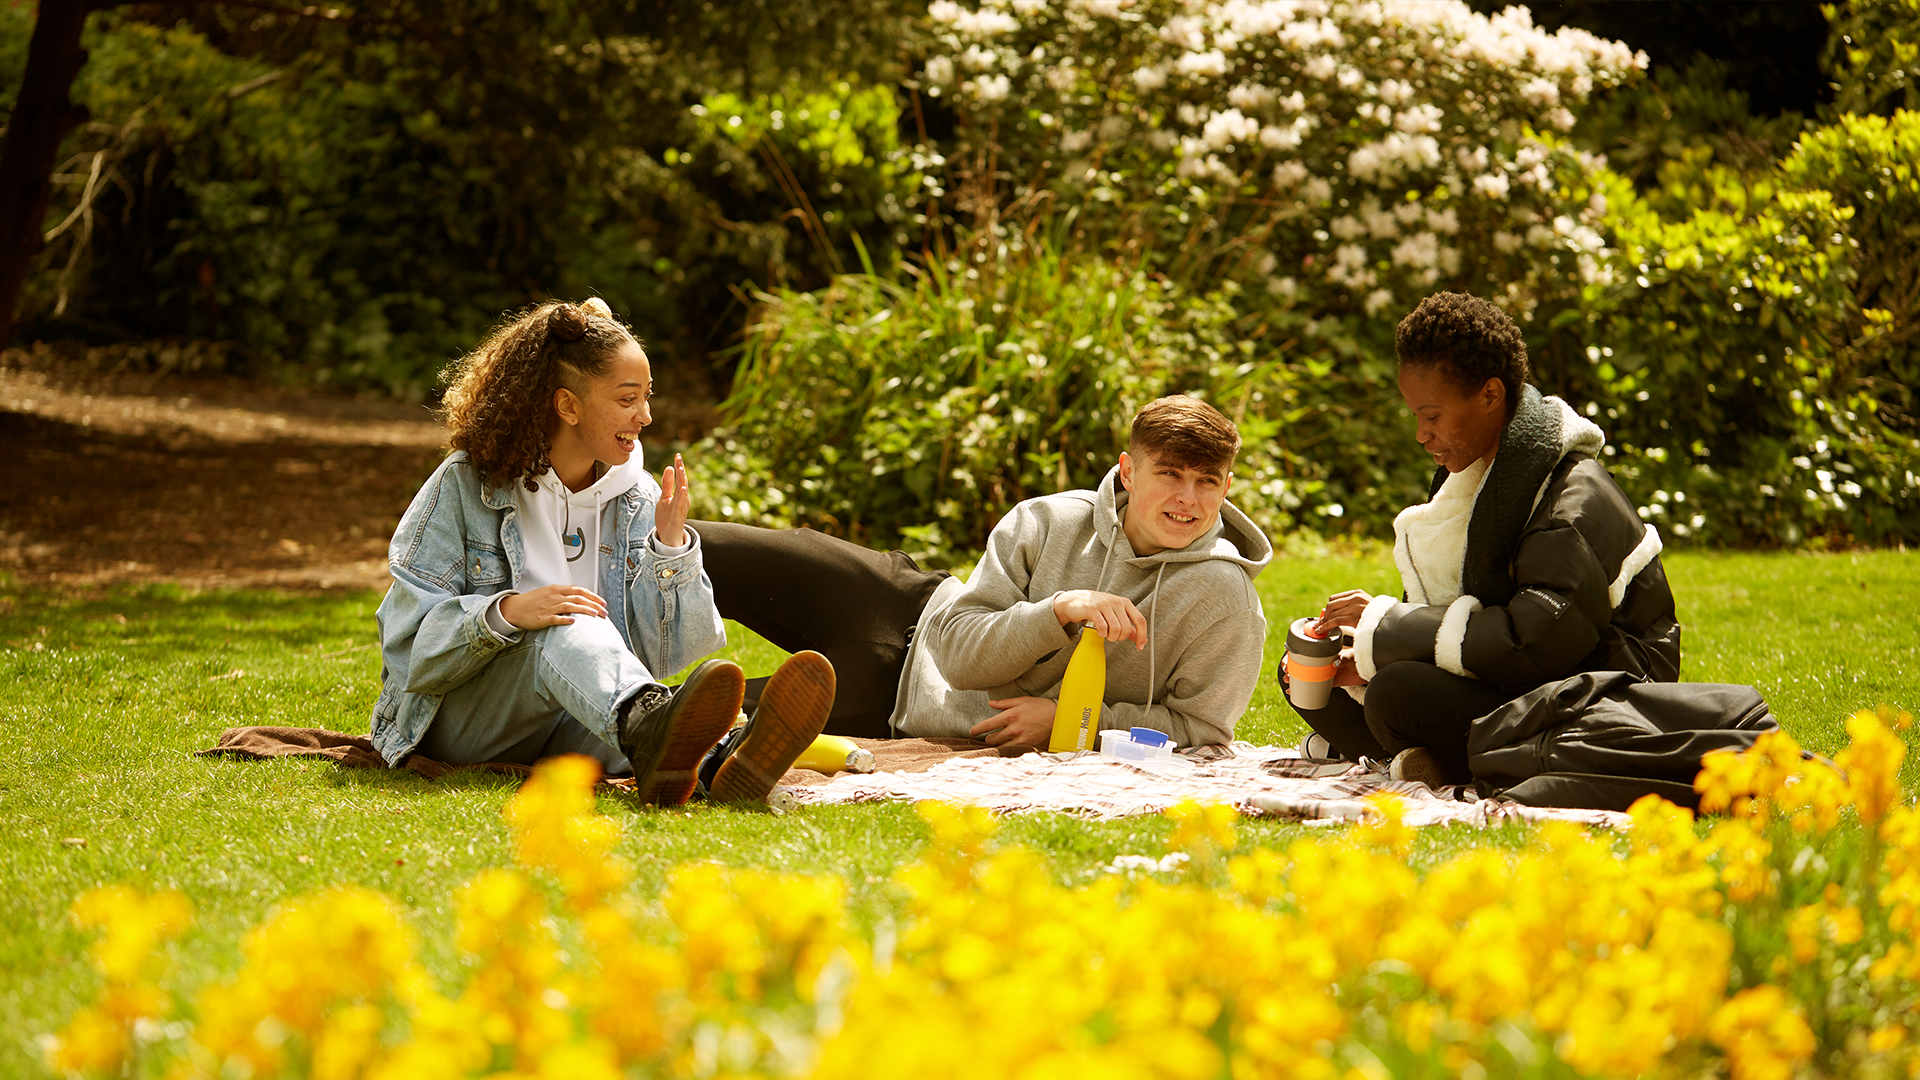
left=1100, top=727, right=1175, bottom=763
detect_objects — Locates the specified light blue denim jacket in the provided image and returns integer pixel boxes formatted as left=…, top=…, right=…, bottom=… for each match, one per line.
left=370, top=452, right=727, bottom=765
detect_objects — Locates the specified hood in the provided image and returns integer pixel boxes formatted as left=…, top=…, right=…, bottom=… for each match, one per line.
left=532, top=454, right=644, bottom=506
left=1432, top=385, right=1605, bottom=607
left=1091, top=464, right=1273, bottom=576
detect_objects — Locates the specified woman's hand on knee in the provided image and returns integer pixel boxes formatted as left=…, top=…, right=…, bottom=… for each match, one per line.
left=500, top=585, right=608, bottom=630
left=657, top=453, right=691, bottom=548
left=1316, top=589, right=1375, bottom=633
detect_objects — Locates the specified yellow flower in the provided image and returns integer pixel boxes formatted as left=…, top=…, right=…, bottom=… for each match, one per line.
left=1837, top=708, right=1909, bottom=824
left=1707, top=984, right=1817, bottom=1080
left=504, top=753, right=631, bottom=907
left=1355, top=791, right=1414, bottom=856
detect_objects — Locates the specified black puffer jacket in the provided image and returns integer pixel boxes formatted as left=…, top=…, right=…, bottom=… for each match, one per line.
left=1352, top=385, right=1681, bottom=689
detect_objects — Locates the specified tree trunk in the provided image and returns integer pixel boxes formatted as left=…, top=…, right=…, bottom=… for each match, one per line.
left=0, top=0, right=94, bottom=350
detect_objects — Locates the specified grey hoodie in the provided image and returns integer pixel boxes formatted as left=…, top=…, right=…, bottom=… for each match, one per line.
left=889, top=465, right=1272, bottom=747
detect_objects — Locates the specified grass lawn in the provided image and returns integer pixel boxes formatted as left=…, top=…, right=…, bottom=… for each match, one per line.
left=2, top=547, right=1916, bottom=1075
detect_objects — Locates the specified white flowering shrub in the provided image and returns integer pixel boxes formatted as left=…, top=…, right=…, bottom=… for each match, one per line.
left=920, top=0, right=1644, bottom=332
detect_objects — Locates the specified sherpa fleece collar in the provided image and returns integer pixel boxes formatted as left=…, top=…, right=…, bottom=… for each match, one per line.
left=1424, top=385, right=1603, bottom=607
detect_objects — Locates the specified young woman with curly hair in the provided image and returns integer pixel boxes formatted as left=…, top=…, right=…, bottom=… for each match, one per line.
left=370, top=298, right=834, bottom=806
left=1289, top=291, right=1683, bottom=791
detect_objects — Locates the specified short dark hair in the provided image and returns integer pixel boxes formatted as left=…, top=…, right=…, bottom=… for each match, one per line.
left=1128, top=395, right=1239, bottom=474
left=1394, top=292, right=1530, bottom=415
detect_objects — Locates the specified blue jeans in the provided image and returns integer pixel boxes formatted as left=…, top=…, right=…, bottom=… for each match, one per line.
left=414, top=614, right=655, bottom=775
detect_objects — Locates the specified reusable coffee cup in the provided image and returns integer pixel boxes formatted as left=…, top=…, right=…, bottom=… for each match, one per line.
left=1284, top=616, right=1343, bottom=710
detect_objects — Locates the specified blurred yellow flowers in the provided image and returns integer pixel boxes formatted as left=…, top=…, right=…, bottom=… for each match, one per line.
left=42, top=704, right=1920, bottom=1079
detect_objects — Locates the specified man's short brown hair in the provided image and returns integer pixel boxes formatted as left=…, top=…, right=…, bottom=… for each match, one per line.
left=1128, top=395, right=1240, bottom=475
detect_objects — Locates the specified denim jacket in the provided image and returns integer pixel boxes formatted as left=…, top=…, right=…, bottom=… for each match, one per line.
left=370, top=452, right=727, bottom=765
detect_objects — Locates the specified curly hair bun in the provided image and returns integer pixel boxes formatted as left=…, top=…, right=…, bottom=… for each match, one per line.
left=547, top=303, right=590, bottom=342
left=581, top=296, right=613, bottom=319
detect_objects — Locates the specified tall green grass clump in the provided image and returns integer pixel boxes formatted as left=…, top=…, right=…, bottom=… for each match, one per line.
left=690, top=239, right=1299, bottom=564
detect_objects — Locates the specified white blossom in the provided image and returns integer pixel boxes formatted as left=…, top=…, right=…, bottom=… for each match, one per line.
left=1259, top=124, right=1302, bottom=150
left=970, top=74, right=1012, bottom=101
left=929, top=0, right=962, bottom=23
left=1162, top=15, right=1207, bottom=50
left=1132, top=65, right=1169, bottom=90
left=1456, top=145, right=1490, bottom=173
left=1549, top=106, right=1576, bottom=131
left=1473, top=172, right=1511, bottom=199
left=1081, top=0, right=1129, bottom=16
left=1391, top=231, right=1440, bottom=269
left=1394, top=103, right=1444, bottom=134
left=1377, top=78, right=1414, bottom=105
left=960, top=44, right=998, bottom=71
left=1303, top=54, right=1338, bottom=80
left=1267, top=275, right=1299, bottom=298
left=1060, top=129, right=1094, bottom=154
left=1360, top=198, right=1400, bottom=238
left=1520, top=77, right=1560, bottom=107
left=1256, top=251, right=1279, bottom=276
left=1493, top=230, right=1523, bottom=253
left=1364, top=287, right=1396, bottom=316
left=923, top=56, right=955, bottom=87
left=1204, top=108, right=1261, bottom=149
left=1227, top=83, right=1275, bottom=109
left=1279, top=90, right=1307, bottom=112
left=1300, top=176, right=1333, bottom=203
left=1271, top=160, right=1309, bottom=187
left=1176, top=50, right=1230, bottom=78
left=1012, top=0, right=1046, bottom=13
left=1425, top=206, right=1460, bottom=234
left=1330, top=215, right=1366, bottom=240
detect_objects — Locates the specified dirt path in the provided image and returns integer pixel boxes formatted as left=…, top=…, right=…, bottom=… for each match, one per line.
left=1, top=365, right=450, bottom=591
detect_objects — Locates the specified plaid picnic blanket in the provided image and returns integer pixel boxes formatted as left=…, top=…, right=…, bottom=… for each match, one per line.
left=784, top=742, right=1633, bottom=829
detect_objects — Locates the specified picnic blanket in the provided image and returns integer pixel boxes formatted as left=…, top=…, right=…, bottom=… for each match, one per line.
left=784, top=741, right=1631, bottom=828
left=199, top=727, right=1628, bottom=828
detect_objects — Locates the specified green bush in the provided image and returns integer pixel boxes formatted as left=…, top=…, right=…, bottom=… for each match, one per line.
left=689, top=237, right=1296, bottom=564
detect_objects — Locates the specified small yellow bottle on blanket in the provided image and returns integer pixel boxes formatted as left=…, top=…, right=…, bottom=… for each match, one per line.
left=792, top=733, right=876, bottom=774
left=1048, top=625, right=1105, bottom=753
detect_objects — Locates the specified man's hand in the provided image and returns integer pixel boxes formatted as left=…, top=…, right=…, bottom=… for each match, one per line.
left=1315, top=589, right=1376, bottom=634
left=1052, top=590, right=1148, bottom=649
left=500, top=585, right=608, bottom=630
left=657, top=453, right=691, bottom=548
left=972, top=696, right=1057, bottom=747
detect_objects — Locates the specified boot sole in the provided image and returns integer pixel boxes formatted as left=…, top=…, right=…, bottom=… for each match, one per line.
left=708, top=651, right=836, bottom=804
left=638, top=661, right=746, bottom=807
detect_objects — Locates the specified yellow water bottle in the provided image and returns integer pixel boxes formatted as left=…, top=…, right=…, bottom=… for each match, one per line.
left=1048, top=624, right=1106, bottom=752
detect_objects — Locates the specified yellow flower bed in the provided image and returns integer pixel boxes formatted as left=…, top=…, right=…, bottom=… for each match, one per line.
left=44, top=709, right=1920, bottom=1079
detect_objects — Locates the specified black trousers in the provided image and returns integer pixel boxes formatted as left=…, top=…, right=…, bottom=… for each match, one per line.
left=692, top=520, right=950, bottom=739
left=1290, top=661, right=1520, bottom=779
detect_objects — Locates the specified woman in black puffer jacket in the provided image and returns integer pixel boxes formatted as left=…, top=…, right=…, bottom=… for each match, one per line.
left=1294, top=292, right=1680, bottom=784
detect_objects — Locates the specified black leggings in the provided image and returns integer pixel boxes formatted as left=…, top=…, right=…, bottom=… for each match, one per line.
left=692, top=520, right=950, bottom=739
left=1291, top=660, right=1520, bottom=778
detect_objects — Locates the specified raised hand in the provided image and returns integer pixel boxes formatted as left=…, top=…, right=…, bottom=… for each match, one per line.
left=1051, top=589, right=1149, bottom=649
left=657, top=452, right=691, bottom=548
left=499, top=585, right=608, bottom=630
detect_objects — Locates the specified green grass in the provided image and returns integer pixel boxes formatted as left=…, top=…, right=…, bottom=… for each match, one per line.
left=2, top=548, right=1916, bottom=1075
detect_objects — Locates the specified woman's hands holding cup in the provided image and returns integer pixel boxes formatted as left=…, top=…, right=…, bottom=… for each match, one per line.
left=1314, top=589, right=1376, bottom=635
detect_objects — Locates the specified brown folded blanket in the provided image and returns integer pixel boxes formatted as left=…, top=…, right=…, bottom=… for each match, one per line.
left=195, top=726, right=1019, bottom=788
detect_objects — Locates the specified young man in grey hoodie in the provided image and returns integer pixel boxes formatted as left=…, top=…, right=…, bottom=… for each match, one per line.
left=691, top=395, right=1273, bottom=750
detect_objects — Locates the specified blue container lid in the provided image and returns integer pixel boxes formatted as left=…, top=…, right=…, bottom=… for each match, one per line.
left=1129, top=727, right=1171, bottom=748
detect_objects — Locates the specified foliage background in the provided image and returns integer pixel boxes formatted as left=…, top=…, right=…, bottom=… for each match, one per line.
left=3, top=0, right=1917, bottom=556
